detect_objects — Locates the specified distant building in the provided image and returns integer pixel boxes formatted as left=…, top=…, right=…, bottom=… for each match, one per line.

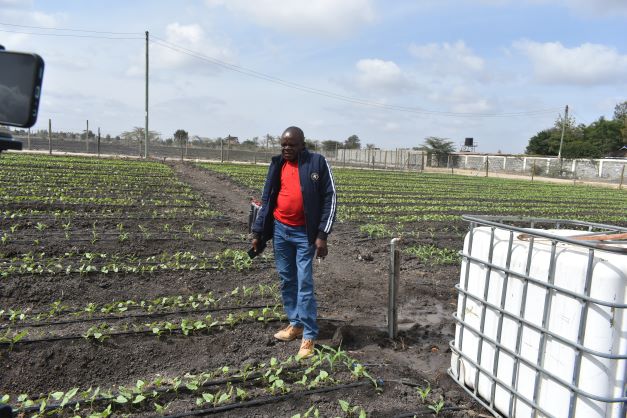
left=607, top=145, right=627, bottom=158
left=225, top=135, right=239, bottom=145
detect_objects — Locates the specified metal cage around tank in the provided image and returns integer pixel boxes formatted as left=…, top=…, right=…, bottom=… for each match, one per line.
left=448, top=215, right=627, bottom=418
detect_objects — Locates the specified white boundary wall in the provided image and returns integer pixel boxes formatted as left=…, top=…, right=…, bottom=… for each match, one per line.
left=327, top=149, right=627, bottom=184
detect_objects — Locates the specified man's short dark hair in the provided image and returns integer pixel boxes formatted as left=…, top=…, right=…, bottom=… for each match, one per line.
left=282, top=126, right=305, bottom=143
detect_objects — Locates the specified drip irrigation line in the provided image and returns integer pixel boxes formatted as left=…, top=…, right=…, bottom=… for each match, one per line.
left=1, top=164, right=174, bottom=176
left=1, top=302, right=280, bottom=329
left=0, top=259, right=275, bottom=276
left=2, top=186, right=189, bottom=194
left=0, top=317, right=285, bottom=346
left=392, top=406, right=467, bottom=417
left=1, top=202, right=208, bottom=210
left=0, top=236, right=246, bottom=244
left=18, top=363, right=308, bottom=414
left=0, top=214, right=227, bottom=222
left=0, top=315, right=346, bottom=346
left=163, top=380, right=373, bottom=418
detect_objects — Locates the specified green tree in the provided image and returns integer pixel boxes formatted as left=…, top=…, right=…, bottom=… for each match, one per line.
left=263, top=134, right=276, bottom=148
left=613, top=101, right=627, bottom=121
left=174, top=129, right=189, bottom=161
left=613, top=101, right=627, bottom=146
left=344, top=134, right=361, bottom=149
left=526, top=114, right=583, bottom=156
left=583, top=117, right=622, bottom=156
left=305, top=138, right=320, bottom=150
left=120, top=127, right=160, bottom=156
left=561, top=141, right=602, bottom=159
left=241, top=138, right=258, bottom=148
left=417, top=136, right=455, bottom=154
left=526, top=129, right=554, bottom=155
left=321, top=140, right=342, bottom=151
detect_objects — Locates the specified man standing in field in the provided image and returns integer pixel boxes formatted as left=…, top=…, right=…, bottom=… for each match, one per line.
left=251, top=126, right=337, bottom=359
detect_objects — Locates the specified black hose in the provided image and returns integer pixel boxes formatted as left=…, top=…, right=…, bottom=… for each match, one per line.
left=0, top=317, right=284, bottom=345
left=392, top=406, right=467, bottom=417
left=19, top=364, right=308, bottom=414
left=2, top=303, right=279, bottom=329
left=162, top=380, right=373, bottom=418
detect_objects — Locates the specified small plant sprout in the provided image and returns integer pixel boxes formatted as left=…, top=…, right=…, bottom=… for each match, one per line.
left=338, top=400, right=367, bottom=417
left=291, top=405, right=320, bottom=418
left=416, top=382, right=431, bottom=403
left=35, top=222, right=48, bottom=231
left=428, top=397, right=445, bottom=415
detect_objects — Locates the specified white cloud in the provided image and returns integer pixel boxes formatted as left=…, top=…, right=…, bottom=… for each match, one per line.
left=408, top=41, right=489, bottom=82
left=0, top=8, right=65, bottom=48
left=127, top=22, right=235, bottom=76
left=206, top=0, right=376, bottom=38
left=428, top=85, right=494, bottom=113
left=514, top=40, right=627, bottom=85
left=354, top=59, right=414, bottom=93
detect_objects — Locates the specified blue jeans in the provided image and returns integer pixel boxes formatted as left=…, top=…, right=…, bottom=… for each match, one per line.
left=273, top=220, right=318, bottom=340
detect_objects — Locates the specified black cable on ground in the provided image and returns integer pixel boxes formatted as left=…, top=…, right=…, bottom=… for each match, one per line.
left=392, top=406, right=467, bottom=417
left=0, top=315, right=346, bottom=345
left=1, top=303, right=280, bottom=329
left=163, top=380, right=373, bottom=418
left=18, top=364, right=308, bottom=414
left=0, top=317, right=285, bottom=346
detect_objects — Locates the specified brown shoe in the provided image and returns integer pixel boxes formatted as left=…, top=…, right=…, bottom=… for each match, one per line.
left=297, top=339, right=315, bottom=359
left=273, top=325, right=303, bottom=342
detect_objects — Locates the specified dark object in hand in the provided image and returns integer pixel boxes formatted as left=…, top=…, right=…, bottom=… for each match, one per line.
left=248, top=240, right=267, bottom=259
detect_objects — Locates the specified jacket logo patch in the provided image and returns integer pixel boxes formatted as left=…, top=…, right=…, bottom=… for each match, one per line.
left=311, top=172, right=319, bottom=181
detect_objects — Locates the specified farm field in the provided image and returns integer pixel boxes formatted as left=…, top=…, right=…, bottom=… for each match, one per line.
left=1, top=154, right=626, bottom=417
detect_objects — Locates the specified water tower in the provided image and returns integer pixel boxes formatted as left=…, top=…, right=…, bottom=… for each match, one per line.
left=460, top=137, right=477, bottom=152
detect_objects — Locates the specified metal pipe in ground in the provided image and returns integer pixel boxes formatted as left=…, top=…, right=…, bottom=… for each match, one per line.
left=388, top=238, right=401, bottom=339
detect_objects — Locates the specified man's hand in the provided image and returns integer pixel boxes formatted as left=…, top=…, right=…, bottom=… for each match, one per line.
left=315, top=238, right=328, bottom=259
left=252, top=238, right=260, bottom=253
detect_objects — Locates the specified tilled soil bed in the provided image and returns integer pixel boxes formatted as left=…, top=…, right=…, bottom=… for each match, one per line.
left=1, top=160, right=486, bottom=417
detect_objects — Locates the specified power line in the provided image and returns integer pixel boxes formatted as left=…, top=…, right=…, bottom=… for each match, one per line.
left=150, top=35, right=560, bottom=119
left=0, top=21, right=141, bottom=35
left=0, top=28, right=142, bottom=40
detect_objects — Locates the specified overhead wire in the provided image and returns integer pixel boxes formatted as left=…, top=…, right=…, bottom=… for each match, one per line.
left=150, top=35, right=560, bottom=119
left=0, top=27, right=142, bottom=40
left=0, top=21, right=561, bottom=119
left=0, top=21, right=141, bottom=35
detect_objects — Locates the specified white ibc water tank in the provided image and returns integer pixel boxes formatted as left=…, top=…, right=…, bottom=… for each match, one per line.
left=449, top=223, right=627, bottom=418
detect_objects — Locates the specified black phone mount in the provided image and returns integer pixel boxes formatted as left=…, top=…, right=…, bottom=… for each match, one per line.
left=0, top=44, right=24, bottom=153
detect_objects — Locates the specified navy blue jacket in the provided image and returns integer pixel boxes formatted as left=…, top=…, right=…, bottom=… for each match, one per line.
left=252, top=148, right=337, bottom=245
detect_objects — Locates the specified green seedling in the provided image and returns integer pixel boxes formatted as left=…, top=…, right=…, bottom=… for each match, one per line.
left=428, top=397, right=445, bottom=415
left=416, top=382, right=431, bottom=403
left=339, top=400, right=367, bottom=417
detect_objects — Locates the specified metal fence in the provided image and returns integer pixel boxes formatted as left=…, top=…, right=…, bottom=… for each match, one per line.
left=10, top=135, right=627, bottom=185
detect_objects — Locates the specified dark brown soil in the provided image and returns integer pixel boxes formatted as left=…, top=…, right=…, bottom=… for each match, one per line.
left=1, top=161, right=486, bottom=417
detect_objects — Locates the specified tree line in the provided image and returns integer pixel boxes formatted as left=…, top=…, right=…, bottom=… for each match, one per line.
left=526, top=101, right=627, bottom=158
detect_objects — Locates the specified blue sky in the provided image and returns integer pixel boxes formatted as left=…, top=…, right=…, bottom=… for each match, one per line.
left=1, top=0, right=626, bottom=153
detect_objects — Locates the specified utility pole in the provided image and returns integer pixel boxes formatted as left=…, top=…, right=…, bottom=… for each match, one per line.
left=86, top=119, right=89, bottom=152
left=557, top=105, right=568, bottom=159
left=145, top=30, right=149, bottom=159
left=48, top=119, right=52, bottom=155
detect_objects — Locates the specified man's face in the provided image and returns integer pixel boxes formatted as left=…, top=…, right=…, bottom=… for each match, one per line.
left=280, top=133, right=304, bottom=162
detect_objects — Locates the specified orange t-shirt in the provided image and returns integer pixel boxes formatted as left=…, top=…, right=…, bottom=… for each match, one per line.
left=273, top=160, right=305, bottom=226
